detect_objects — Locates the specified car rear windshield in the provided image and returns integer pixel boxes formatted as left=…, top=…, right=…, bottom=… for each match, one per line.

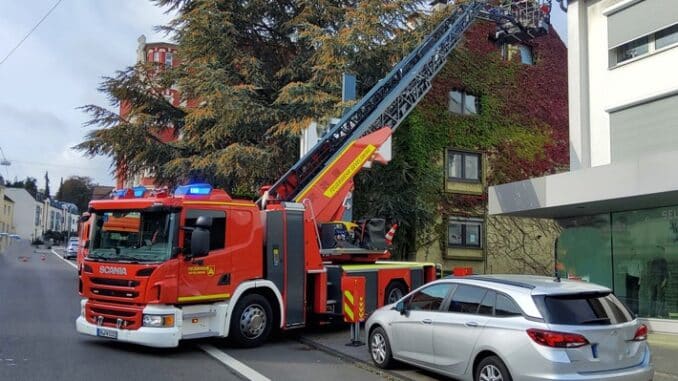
left=534, top=292, right=634, bottom=325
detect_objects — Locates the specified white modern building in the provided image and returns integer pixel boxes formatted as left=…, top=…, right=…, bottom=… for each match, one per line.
left=489, top=0, right=678, bottom=332
left=5, top=188, right=41, bottom=241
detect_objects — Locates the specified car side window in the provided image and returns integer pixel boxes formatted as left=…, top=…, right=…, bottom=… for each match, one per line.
left=448, top=285, right=487, bottom=314
left=495, top=294, right=522, bottom=317
left=478, top=290, right=495, bottom=316
left=408, top=284, right=455, bottom=311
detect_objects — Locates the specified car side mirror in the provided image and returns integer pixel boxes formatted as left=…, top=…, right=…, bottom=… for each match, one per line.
left=395, top=301, right=407, bottom=315
left=190, top=226, right=210, bottom=258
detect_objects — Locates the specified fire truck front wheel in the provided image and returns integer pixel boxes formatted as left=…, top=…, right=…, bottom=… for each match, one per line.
left=230, top=293, right=273, bottom=347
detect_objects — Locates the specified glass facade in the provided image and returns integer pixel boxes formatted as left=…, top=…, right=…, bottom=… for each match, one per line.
left=557, top=206, right=678, bottom=320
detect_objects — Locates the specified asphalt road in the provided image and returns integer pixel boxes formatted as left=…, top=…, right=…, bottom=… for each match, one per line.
left=0, top=241, right=388, bottom=381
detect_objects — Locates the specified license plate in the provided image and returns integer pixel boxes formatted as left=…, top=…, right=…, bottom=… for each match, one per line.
left=97, top=328, right=118, bottom=339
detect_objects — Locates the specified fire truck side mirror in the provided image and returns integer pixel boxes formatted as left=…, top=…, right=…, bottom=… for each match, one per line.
left=190, top=227, right=210, bottom=258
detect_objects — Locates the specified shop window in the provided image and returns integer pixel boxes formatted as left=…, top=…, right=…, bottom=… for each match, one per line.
left=612, top=207, right=678, bottom=320
left=447, top=150, right=481, bottom=182
left=448, top=216, right=483, bottom=248
left=448, top=90, right=479, bottom=115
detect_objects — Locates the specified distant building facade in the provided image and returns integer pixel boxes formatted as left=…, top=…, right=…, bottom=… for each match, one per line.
left=0, top=185, right=15, bottom=252
left=5, top=187, right=78, bottom=242
left=116, top=35, right=196, bottom=189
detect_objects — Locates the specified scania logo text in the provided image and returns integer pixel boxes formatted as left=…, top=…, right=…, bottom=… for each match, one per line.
left=99, top=266, right=127, bottom=275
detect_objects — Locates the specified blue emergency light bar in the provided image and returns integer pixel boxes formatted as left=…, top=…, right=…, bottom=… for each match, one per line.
left=132, top=186, right=147, bottom=198
left=112, top=186, right=148, bottom=199
left=112, top=189, right=129, bottom=198
left=175, top=183, right=212, bottom=196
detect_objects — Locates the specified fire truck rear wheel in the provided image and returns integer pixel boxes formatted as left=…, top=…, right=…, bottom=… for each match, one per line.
left=230, top=294, right=273, bottom=348
left=384, top=281, right=408, bottom=305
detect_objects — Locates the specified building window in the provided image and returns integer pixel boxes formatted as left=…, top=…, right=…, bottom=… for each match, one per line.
left=610, top=23, right=678, bottom=67
left=656, top=23, right=678, bottom=50
left=448, top=90, right=479, bottom=115
left=153, top=51, right=160, bottom=63
left=448, top=216, right=483, bottom=248
left=613, top=37, right=650, bottom=65
left=165, top=52, right=173, bottom=67
left=447, top=150, right=481, bottom=182
left=501, top=43, right=534, bottom=65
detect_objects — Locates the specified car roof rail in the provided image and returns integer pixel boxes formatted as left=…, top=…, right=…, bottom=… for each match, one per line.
left=463, top=276, right=537, bottom=290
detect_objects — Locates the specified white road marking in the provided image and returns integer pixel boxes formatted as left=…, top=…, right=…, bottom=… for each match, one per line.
left=52, top=248, right=266, bottom=380
left=50, top=249, right=78, bottom=270
left=198, top=344, right=270, bottom=381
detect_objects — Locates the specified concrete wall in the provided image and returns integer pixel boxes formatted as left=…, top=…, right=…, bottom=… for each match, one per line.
left=415, top=214, right=560, bottom=275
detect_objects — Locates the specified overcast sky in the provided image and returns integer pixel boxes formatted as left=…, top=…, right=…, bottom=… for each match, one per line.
left=0, top=1, right=566, bottom=194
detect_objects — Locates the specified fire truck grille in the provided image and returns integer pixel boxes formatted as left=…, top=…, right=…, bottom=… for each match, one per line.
left=91, top=278, right=140, bottom=287
left=86, top=304, right=142, bottom=329
left=90, top=288, right=139, bottom=298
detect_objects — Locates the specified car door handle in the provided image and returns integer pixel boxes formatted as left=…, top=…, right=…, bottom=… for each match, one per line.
left=422, top=319, right=433, bottom=325
left=465, top=321, right=479, bottom=327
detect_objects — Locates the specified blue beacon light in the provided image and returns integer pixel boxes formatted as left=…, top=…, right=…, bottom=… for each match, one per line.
left=132, top=186, right=146, bottom=198
left=175, top=183, right=212, bottom=196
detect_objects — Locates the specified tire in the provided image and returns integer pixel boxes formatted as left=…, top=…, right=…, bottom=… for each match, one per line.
left=384, top=281, right=408, bottom=305
left=475, top=355, right=512, bottom=381
left=369, top=326, right=395, bottom=369
left=229, top=294, right=273, bottom=348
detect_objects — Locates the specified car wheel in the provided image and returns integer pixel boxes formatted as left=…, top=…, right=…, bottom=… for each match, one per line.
left=229, top=294, right=272, bottom=348
left=369, top=326, right=394, bottom=369
left=476, top=355, right=512, bottom=381
left=384, top=281, right=408, bottom=305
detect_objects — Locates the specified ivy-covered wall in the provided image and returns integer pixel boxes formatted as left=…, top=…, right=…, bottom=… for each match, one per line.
left=354, top=21, right=568, bottom=274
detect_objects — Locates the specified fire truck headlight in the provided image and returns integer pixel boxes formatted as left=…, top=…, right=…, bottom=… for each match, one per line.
left=142, top=314, right=175, bottom=327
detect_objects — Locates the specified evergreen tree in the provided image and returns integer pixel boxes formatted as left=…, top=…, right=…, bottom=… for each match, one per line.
left=7, top=177, right=39, bottom=199
left=44, top=171, right=51, bottom=197
left=76, top=0, right=429, bottom=197
left=56, top=176, right=95, bottom=213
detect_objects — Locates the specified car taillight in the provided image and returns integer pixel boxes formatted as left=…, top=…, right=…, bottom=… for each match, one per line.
left=632, top=324, right=648, bottom=341
left=527, top=328, right=589, bottom=348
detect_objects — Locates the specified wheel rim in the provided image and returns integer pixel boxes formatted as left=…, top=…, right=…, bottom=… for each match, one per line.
left=387, top=287, right=404, bottom=304
left=239, top=303, right=267, bottom=339
left=479, top=364, right=504, bottom=381
left=370, top=332, right=387, bottom=364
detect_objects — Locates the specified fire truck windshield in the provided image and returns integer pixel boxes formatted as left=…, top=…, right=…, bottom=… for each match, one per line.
left=88, top=210, right=177, bottom=263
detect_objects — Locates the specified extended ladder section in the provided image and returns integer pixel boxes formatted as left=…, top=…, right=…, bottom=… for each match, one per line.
left=267, top=0, right=552, bottom=204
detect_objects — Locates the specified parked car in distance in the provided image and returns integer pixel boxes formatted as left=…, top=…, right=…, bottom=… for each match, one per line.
left=65, top=238, right=79, bottom=259
left=366, top=274, right=654, bottom=381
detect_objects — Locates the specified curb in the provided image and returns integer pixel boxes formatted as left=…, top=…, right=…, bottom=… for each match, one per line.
left=298, top=336, right=415, bottom=381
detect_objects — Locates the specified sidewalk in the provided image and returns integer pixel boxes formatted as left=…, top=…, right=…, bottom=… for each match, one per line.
left=300, top=326, right=678, bottom=381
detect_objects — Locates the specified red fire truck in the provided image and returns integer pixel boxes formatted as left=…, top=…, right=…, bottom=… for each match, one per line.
left=76, top=1, right=552, bottom=347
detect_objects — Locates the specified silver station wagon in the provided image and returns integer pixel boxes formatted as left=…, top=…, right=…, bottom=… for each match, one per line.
left=366, top=274, right=654, bottom=381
